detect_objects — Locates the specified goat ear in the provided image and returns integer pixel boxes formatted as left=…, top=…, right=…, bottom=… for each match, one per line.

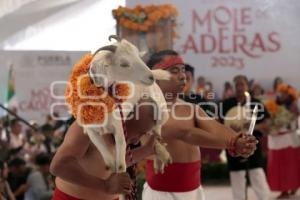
left=89, top=62, right=107, bottom=88
left=139, top=51, right=147, bottom=58
left=89, top=54, right=112, bottom=88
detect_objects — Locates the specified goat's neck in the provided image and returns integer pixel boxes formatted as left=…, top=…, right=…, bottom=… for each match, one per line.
left=117, top=84, right=143, bottom=118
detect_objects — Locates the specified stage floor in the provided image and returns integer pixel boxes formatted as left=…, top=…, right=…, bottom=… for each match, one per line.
left=204, top=185, right=300, bottom=200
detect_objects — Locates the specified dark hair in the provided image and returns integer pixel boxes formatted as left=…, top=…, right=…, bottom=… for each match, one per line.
left=10, top=119, right=19, bottom=127
left=184, top=64, right=194, bottom=78
left=0, top=160, right=4, bottom=179
left=224, top=81, right=232, bottom=88
left=197, top=76, right=205, bottom=83
left=8, top=158, right=25, bottom=168
left=35, top=153, right=51, bottom=166
left=233, top=75, right=249, bottom=85
left=146, top=49, right=179, bottom=69
left=273, top=76, right=283, bottom=91
left=0, top=160, right=4, bottom=170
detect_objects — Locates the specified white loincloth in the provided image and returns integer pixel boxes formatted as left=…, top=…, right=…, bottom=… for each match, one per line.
left=142, top=182, right=205, bottom=200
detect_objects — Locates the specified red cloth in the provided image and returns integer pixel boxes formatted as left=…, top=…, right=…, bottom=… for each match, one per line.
left=296, top=147, right=300, bottom=187
left=153, top=55, right=184, bottom=70
left=146, top=160, right=201, bottom=192
left=52, top=188, right=82, bottom=200
left=267, top=147, right=300, bottom=191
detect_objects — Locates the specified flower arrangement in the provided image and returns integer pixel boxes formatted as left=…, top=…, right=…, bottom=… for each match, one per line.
left=65, top=54, right=130, bottom=125
left=112, top=4, right=178, bottom=32
left=276, top=83, right=299, bottom=101
left=265, top=99, right=294, bottom=134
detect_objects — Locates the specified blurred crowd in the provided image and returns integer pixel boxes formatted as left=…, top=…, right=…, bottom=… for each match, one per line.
left=0, top=113, right=71, bottom=200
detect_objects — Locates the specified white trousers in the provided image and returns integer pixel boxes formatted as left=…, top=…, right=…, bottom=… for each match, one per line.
left=142, top=182, right=205, bottom=200
left=230, top=168, right=270, bottom=200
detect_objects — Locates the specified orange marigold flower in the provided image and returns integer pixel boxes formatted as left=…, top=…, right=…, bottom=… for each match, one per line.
left=131, top=22, right=139, bottom=30
left=144, top=20, right=152, bottom=27
left=139, top=24, right=149, bottom=32
left=65, top=54, right=130, bottom=125
left=277, top=83, right=299, bottom=101
left=265, top=100, right=279, bottom=114
left=112, top=4, right=178, bottom=32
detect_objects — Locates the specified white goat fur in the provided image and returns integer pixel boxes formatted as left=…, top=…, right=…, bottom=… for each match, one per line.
left=83, top=37, right=172, bottom=174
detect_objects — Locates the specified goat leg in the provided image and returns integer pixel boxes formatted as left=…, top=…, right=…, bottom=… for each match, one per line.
left=152, top=128, right=172, bottom=173
left=111, top=110, right=127, bottom=173
left=85, top=127, right=115, bottom=171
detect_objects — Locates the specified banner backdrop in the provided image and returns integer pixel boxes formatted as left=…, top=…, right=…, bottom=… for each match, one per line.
left=127, top=0, right=300, bottom=95
left=0, top=51, right=87, bottom=124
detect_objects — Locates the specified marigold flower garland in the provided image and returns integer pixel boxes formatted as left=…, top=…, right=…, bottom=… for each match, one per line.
left=112, top=4, right=178, bottom=33
left=65, top=54, right=130, bottom=125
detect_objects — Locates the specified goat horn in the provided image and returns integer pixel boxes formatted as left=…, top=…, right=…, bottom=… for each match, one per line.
left=93, top=45, right=117, bottom=56
left=108, top=35, right=122, bottom=42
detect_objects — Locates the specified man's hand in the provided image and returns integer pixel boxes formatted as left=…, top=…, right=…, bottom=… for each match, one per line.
left=104, top=173, right=132, bottom=195
left=235, top=134, right=258, bottom=158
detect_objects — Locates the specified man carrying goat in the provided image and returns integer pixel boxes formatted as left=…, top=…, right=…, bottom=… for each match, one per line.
left=50, top=36, right=170, bottom=200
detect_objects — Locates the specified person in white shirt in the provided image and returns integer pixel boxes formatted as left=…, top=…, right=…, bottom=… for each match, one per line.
left=9, top=119, right=25, bottom=150
left=25, top=153, right=53, bottom=200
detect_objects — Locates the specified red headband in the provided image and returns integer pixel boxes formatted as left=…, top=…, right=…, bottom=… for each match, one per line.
left=153, top=55, right=184, bottom=70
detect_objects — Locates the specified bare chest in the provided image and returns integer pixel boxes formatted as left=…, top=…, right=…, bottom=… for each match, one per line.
left=78, top=136, right=116, bottom=178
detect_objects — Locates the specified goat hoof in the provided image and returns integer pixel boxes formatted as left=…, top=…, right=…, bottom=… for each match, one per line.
left=105, top=165, right=111, bottom=171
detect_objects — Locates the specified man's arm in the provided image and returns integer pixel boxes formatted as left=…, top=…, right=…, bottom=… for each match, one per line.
left=126, top=135, right=155, bottom=167
left=194, top=105, right=257, bottom=155
left=163, top=104, right=257, bottom=156
left=125, top=101, right=157, bottom=167
left=193, top=105, right=239, bottom=148
left=163, top=121, right=233, bottom=149
left=50, top=122, right=131, bottom=194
